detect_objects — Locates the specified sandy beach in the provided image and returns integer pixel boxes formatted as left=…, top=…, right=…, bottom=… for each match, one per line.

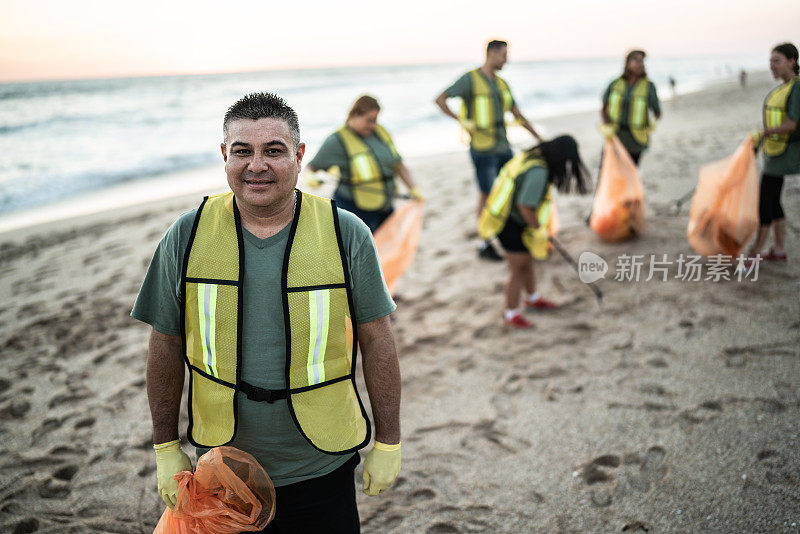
left=1, top=71, right=799, bottom=533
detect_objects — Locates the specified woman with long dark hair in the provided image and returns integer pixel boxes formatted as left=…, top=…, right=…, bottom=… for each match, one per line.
left=479, top=135, right=590, bottom=329
left=600, top=50, right=661, bottom=165
left=747, top=43, right=800, bottom=262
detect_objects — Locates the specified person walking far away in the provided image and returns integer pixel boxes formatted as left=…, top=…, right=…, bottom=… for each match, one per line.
left=132, top=92, right=402, bottom=533
left=435, top=39, right=543, bottom=261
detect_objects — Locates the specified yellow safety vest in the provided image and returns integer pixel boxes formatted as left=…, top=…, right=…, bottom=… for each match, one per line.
left=461, top=69, right=514, bottom=151
left=607, top=77, right=652, bottom=146
left=181, top=191, right=370, bottom=454
left=763, top=77, right=799, bottom=157
left=478, top=152, right=555, bottom=258
left=335, top=124, right=400, bottom=212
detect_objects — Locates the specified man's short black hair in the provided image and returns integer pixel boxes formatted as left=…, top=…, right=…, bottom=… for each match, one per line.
left=486, top=40, right=508, bottom=55
left=223, top=92, right=300, bottom=147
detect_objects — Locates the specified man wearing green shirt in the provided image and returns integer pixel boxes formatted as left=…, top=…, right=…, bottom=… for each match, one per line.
left=133, top=92, right=402, bottom=532
left=435, top=40, right=542, bottom=261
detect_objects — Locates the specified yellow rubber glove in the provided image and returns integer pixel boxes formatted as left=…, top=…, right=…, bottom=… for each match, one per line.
left=362, top=441, right=401, bottom=496
left=646, top=119, right=659, bottom=134
left=599, top=123, right=616, bottom=140
left=750, top=130, right=764, bottom=148
left=302, top=168, right=323, bottom=189
left=409, top=187, right=424, bottom=201
left=459, top=118, right=477, bottom=133
left=154, top=439, right=193, bottom=509
left=531, top=227, right=550, bottom=261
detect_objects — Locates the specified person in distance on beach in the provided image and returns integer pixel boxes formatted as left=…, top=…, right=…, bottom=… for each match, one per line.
left=479, top=135, right=590, bottom=329
left=304, top=95, right=421, bottom=233
left=435, top=39, right=543, bottom=261
left=599, top=50, right=661, bottom=166
left=132, top=92, right=402, bottom=532
left=747, top=42, right=800, bottom=263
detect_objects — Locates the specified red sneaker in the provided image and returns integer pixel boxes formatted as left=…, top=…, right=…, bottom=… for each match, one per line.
left=525, top=296, right=559, bottom=310
left=763, top=248, right=787, bottom=262
left=504, top=313, right=533, bottom=329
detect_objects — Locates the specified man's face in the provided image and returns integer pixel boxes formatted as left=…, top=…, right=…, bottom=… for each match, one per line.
left=221, top=118, right=304, bottom=214
left=489, top=46, right=508, bottom=70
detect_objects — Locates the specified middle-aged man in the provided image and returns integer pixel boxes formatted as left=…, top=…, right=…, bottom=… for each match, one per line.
left=435, top=39, right=542, bottom=261
left=132, top=92, right=402, bottom=533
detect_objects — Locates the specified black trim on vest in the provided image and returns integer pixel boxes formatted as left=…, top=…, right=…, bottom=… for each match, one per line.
left=289, top=373, right=352, bottom=394
left=286, top=283, right=347, bottom=293
left=182, top=196, right=207, bottom=448
left=232, top=196, right=245, bottom=445
left=188, top=363, right=237, bottom=389
left=331, top=198, right=372, bottom=452
left=185, top=277, right=239, bottom=287
left=281, top=192, right=371, bottom=456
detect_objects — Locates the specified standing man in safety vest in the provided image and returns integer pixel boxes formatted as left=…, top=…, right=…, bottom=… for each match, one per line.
left=132, top=92, right=402, bottom=532
left=599, top=49, right=661, bottom=165
left=435, top=39, right=543, bottom=261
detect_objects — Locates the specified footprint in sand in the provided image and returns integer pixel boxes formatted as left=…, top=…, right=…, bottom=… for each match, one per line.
left=579, top=446, right=668, bottom=507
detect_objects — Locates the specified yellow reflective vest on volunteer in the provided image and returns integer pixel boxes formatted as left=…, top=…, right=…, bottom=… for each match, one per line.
left=763, top=77, right=800, bottom=157
left=181, top=190, right=370, bottom=454
left=335, top=124, right=400, bottom=212
left=606, top=77, right=652, bottom=146
left=478, top=151, right=556, bottom=259
left=461, top=69, right=514, bottom=151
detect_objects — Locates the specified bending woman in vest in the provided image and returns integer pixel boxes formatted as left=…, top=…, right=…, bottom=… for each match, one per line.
left=480, top=136, right=590, bottom=329
left=305, top=95, right=421, bottom=233
left=600, top=50, right=661, bottom=165
left=747, top=43, right=800, bottom=262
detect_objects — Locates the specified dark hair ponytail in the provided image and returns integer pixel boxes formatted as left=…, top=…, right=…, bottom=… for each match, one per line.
left=773, top=43, right=799, bottom=75
left=528, top=135, right=590, bottom=195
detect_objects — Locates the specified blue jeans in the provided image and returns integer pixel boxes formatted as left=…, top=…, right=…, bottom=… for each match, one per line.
left=470, top=148, right=514, bottom=193
left=334, top=192, right=393, bottom=234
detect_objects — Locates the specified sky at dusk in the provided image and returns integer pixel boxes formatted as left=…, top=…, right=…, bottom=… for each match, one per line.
left=1, top=0, right=798, bottom=82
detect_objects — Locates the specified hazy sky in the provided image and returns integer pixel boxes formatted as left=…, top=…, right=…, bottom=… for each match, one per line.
left=1, top=0, right=798, bottom=82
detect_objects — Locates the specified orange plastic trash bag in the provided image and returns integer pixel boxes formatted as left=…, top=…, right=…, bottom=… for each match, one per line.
left=687, top=136, right=759, bottom=257
left=153, top=446, right=275, bottom=534
left=590, top=136, right=645, bottom=241
left=374, top=199, right=424, bottom=294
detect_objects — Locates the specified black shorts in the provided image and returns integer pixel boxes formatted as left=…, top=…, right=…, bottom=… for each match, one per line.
left=759, top=173, right=785, bottom=225
left=257, top=453, right=361, bottom=533
left=497, top=219, right=527, bottom=253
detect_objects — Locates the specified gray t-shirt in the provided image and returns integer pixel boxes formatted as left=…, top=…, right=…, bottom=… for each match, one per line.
left=509, top=166, right=548, bottom=226
left=309, top=130, right=402, bottom=203
left=602, top=78, right=661, bottom=153
left=445, top=70, right=516, bottom=154
left=131, top=196, right=396, bottom=486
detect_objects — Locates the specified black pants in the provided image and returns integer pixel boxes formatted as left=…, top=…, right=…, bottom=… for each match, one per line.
left=256, top=454, right=361, bottom=534
left=759, top=173, right=785, bottom=225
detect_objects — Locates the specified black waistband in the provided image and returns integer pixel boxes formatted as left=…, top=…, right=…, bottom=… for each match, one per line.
left=238, top=381, right=288, bottom=403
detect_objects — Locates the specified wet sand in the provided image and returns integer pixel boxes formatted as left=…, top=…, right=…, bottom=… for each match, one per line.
left=1, top=71, right=798, bottom=533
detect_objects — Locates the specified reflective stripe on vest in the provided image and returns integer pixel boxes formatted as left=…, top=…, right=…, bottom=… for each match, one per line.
left=607, top=77, right=652, bottom=146
left=181, top=191, right=370, bottom=453
left=461, top=69, right=513, bottom=151
left=763, top=77, right=799, bottom=157
left=335, top=124, right=398, bottom=211
left=306, top=289, right=330, bottom=386
left=478, top=152, right=546, bottom=240
left=197, top=282, right=218, bottom=378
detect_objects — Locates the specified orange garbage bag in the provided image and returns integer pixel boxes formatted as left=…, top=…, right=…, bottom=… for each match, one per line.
left=590, top=136, right=645, bottom=241
left=687, top=136, right=759, bottom=257
left=374, top=199, right=424, bottom=294
left=153, top=446, right=275, bottom=534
